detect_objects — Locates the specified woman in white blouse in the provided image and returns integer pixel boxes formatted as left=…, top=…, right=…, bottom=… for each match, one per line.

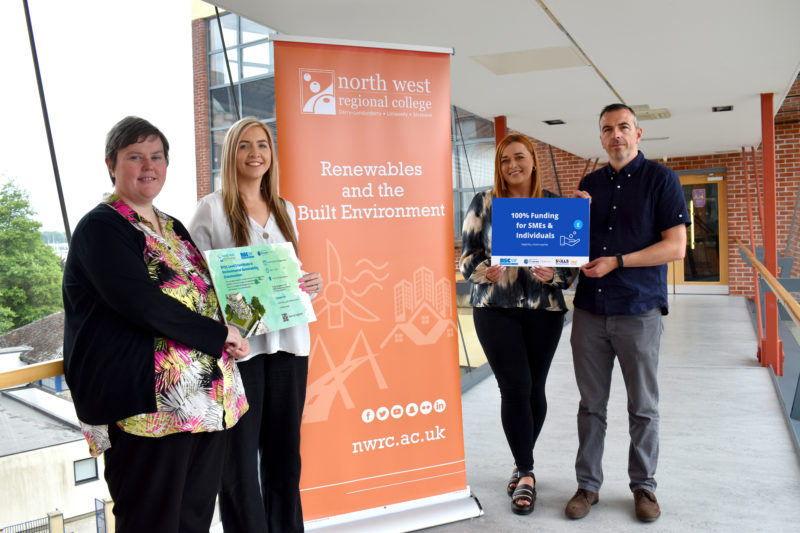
left=190, top=117, right=321, bottom=533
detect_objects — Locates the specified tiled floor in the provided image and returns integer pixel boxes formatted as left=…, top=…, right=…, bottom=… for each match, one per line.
left=429, top=294, right=800, bottom=532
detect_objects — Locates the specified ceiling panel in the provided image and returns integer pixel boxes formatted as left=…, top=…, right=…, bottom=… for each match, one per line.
left=213, top=0, right=800, bottom=160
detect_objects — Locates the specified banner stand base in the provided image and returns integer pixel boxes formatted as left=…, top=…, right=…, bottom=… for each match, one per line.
left=304, top=488, right=483, bottom=532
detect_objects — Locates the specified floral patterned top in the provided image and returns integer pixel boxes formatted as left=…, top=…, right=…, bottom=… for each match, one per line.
left=80, top=196, right=248, bottom=456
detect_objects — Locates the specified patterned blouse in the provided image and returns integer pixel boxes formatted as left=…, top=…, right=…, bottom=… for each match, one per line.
left=460, top=190, right=577, bottom=311
left=80, top=196, right=248, bottom=456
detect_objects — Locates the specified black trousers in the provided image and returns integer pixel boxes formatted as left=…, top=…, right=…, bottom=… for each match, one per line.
left=104, top=424, right=226, bottom=533
left=219, top=351, right=309, bottom=533
left=473, top=307, right=565, bottom=472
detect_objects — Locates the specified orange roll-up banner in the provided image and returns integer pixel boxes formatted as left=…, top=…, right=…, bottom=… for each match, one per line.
left=274, top=38, right=474, bottom=528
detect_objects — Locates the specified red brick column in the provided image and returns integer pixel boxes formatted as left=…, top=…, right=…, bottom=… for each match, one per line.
left=192, top=19, right=211, bottom=200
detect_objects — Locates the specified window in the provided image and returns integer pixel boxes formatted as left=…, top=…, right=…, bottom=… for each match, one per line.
left=451, top=107, right=495, bottom=240
left=74, top=457, right=98, bottom=485
left=202, top=17, right=497, bottom=239
left=207, top=14, right=277, bottom=191
left=241, top=77, right=275, bottom=120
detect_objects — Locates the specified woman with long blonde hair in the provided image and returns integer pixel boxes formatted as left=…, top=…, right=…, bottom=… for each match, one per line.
left=460, top=134, right=576, bottom=516
left=190, top=117, right=321, bottom=532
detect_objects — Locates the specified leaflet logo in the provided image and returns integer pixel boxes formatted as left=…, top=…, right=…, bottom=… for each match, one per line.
left=300, top=69, right=336, bottom=115
left=499, top=258, right=518, bottom=265
left=555, top=258, right=570, bottom=265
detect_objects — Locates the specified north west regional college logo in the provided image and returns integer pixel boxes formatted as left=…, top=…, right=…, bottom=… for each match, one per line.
left=300, top=69, right=336, bottom=115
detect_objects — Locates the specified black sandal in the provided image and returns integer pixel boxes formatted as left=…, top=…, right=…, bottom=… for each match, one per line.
left=510, top=471, right=536, bottom=515
left=506, top=467, right=520, bottom=497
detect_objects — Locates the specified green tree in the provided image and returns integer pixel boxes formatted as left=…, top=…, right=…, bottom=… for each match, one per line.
left=0, top=181, right=63, bottom=333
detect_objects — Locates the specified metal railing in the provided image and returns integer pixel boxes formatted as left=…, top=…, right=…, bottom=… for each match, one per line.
left=2, top=516, right=50, bottom=532
left=736, top=237, right=800, bottom=327
left=736, top=237, right=800, bottom=426
left=95, top=498, right=107, bottom=533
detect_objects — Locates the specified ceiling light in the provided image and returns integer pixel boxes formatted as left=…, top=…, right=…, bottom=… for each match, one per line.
left=712, top=105, right=733, bottom=112
left=631, top=104, right=671, bottom=120
left=544, top=119, right=565, bottom=125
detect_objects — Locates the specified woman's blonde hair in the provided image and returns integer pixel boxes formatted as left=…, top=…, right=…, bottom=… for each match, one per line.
left=220, top=117, right=298, bottom=252
left=493, top=134, right=542, bottom=199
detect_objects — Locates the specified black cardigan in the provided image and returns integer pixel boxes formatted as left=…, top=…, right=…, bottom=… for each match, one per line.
left=62, top=204, right=228, bottom=425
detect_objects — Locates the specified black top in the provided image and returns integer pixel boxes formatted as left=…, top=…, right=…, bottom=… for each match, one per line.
left=573, top=152, right=689, bottom=316
left=62, top=203, right=228, bottom=425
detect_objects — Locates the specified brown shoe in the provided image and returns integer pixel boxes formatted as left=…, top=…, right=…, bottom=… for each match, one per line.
left=633, top=489, right=661, bottom=522
left=565, top=488, right=599, bottom=519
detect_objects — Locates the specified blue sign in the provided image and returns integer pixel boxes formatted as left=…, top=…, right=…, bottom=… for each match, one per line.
left=491, top=197, right=590, bottom=267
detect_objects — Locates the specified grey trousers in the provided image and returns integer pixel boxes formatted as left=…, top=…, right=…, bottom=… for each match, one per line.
left=570, top=307, right=663, bottom=493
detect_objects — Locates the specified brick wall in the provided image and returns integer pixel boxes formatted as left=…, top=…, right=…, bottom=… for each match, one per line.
left=557, top=136, right=799, bottom=299
left=776, top=119, right=800, bottom=278
left=192, top=19, right=212, bottom=201
left=531, top=139, right=587, bottom=198
left=776, top=77, right=800, bottom=278
left=661, top=150, right=756, bottom=295
left=190, top=33, right=800, bottom=297
left=514, top=77, right=800, bottom=298
left=660, top=86, right=800, bottom=295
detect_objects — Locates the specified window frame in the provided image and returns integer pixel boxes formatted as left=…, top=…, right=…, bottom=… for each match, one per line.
left=74, top=457, right=98, bottom=485
left=207, top=14, right=277, bottom=191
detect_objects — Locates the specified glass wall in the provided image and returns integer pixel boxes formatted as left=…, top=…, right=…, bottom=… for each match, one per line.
left=199, top=16, right=499, bottom=381
left=208, top=13, right=277, bottom=190
left=206, top=15, right=497, bottom=238
left=451, top=107, right=495, bottom=241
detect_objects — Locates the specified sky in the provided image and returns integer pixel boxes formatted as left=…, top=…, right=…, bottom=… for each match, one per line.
left=0, top=1, right=198, bottom=233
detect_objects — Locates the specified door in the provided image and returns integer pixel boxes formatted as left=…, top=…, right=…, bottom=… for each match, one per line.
left=669, top=173, right=728, bottom=294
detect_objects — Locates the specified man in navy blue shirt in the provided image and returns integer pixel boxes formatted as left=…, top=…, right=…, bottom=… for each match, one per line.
left=564, top=104, right=689, bottom=522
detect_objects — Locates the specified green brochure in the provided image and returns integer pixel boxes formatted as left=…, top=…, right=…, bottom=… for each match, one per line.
left=204, top=242, right=316, bottom=336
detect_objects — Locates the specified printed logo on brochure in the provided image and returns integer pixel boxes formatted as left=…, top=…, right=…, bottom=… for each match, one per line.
left=300, top=69, right=336, bottom=115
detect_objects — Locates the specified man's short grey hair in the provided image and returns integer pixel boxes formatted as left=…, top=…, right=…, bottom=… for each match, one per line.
left=599, top=103, right=639, bottom=129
